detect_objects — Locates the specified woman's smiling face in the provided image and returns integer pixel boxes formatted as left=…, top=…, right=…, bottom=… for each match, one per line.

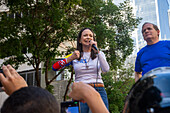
left=80, top=29, right=94, bottom=46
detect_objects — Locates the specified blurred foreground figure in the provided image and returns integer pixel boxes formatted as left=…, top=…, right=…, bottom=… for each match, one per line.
left=0, top=65, right=59, bottom=113
left=123, top=67, right=170, bottom=113
left=1, top=87, right=59, bottom=113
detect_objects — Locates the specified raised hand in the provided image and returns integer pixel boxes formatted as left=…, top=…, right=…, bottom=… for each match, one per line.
left=0, top=65, right=28, bottom=95
left=66, top=50, right=80, bottom=63
left=89, top=40, right=99, bottom=53
left=68, top=82, right=109, bottom=113
left=71, top=50, right=80, bottom=60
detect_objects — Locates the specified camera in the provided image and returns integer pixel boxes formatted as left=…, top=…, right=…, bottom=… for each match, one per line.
left=61, top=101, right=80, bottom=113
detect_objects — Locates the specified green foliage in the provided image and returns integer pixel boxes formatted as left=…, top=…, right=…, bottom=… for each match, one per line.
left=103, top=64, right=135, bottom=113
left=46, top=84, right=54, bottom=94
left=0, top=0, right=140, bottom=87
left=73, top=0, right=141, bottom=70
left=0, top=0, right=82, bottom=86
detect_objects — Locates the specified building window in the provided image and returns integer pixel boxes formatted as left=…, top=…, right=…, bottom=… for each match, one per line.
left=19, top=70, right=41, bottom=86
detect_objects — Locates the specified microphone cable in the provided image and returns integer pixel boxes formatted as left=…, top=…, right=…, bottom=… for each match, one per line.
left=96, top=52, right=99, bottom=91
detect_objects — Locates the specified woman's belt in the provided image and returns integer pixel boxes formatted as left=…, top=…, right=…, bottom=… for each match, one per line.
left=88, top=83, right=104, bottom=87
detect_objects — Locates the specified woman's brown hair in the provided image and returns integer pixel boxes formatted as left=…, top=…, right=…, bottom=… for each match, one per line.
left=77, top=28, right=97, bottom=60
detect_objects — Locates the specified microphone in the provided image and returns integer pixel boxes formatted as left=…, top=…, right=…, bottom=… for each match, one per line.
left=89, top=40, right=98, bottom=51
left=92, top=44, right=98, bottom=51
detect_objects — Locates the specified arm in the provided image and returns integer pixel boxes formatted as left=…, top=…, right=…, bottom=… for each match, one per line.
left=89, top=40, right=109, bottom=72
left=69, top=82, right=109, bottom=113
left=135, top=71, right=142, bottom=82
left=52, top=50, right=80, bottom=71
left=0, top=65, right=28, bottom=95
left=134, top=52, right=142, bottom=82
left=98, top=51, right=110, bottom=72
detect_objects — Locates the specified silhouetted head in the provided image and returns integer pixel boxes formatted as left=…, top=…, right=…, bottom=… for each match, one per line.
left=1, top=87, right=59, bottom=113
left=123, top=67, right=170, bottom=113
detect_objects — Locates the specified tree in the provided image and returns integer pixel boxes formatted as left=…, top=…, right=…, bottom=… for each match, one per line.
left=0, top=0, right=81, bottom=87
left=0, top=0, right=140, bottom=87
left=67, top=0, right=141, bottom=70
left=103, top=64, right=135, bottom=113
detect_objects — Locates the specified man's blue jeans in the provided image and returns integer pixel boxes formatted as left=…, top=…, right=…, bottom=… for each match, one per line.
left=80, top=87, right=109, bottom=113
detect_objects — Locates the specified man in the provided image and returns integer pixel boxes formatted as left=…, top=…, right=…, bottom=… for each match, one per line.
left=135, top=22, right=170, bottom=82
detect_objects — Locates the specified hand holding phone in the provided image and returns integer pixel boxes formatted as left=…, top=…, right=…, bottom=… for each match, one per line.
left=0, top=65, right=28, bottom=95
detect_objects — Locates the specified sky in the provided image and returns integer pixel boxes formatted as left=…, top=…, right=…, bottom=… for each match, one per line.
left=113, top=0, right=125, bottom=5
left=114, top=0, right=170, bottom=9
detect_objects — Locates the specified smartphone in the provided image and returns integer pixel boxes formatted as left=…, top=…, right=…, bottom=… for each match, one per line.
left=0, top=69, right=3, bottom=87
left=61, top=101, right=80, bottom=113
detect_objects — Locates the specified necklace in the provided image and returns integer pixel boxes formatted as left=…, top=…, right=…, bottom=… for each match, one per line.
left=83, top=56, right=91, bottom=69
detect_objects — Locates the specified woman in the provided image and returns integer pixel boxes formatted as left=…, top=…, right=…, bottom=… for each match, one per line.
left=52, top=28, right=110, bottom=113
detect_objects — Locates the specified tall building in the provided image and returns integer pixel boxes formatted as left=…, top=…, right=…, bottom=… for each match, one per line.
left=168, top=9, right=170, bottom=29
left=133, top=0, right=170, bottom=51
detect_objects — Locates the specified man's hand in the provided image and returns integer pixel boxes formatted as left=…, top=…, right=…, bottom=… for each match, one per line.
left=0, top=65, right=28, bottom=95
left=135, top=72, right=142, bottom=82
